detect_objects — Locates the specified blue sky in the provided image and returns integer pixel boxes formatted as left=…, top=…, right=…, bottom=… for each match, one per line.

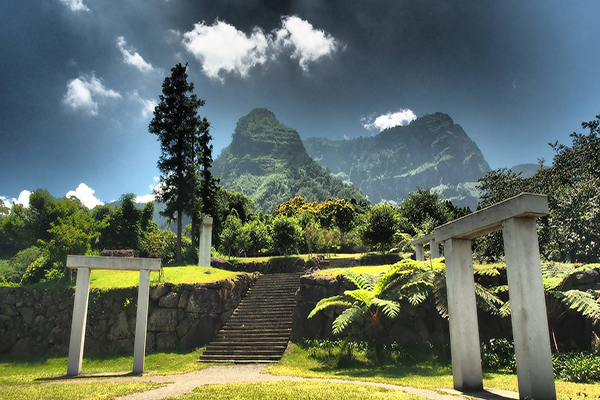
left=1, top=1, right=599, bottom=208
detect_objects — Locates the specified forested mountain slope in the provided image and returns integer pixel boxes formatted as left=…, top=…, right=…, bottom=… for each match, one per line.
left=304, top=113, right=490, bottom=208
left=213, top=108, right=366, bottom=212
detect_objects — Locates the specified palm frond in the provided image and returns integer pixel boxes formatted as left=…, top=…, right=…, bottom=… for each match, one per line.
left=308, top=296, right=351, bottom=318
left=552, top=289, right=600, bottom=319
left=332, top=305, right=366, bottom=335
left=371, top=298, right=401, bottom=319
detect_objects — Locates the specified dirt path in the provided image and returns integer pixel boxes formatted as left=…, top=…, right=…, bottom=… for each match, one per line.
left=32, top=364, right=518, bottom=400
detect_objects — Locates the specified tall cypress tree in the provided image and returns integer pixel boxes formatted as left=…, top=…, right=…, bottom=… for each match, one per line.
left=149, top=63, right=204, bottom=263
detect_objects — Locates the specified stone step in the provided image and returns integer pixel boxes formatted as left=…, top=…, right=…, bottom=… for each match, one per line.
left=199, top=354, right=282, bottom=362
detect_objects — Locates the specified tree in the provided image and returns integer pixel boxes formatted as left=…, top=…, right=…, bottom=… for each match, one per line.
left=362, top=204, right=400, bottom=252
left=219, top=213, right=244, bottom=258
left=271, top=215, right=301, bottom=256
left=398, top=189, right=451, bottom=236
left=242, top=219, right=269, bottom=255
left=149, top=63, right=205, bottom=263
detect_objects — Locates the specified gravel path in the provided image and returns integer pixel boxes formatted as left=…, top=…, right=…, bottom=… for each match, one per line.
left=30, top=364, right=518, bottom=400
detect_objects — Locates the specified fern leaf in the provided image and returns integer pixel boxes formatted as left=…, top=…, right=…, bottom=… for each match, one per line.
left=371, top=298, right=401, bottom=319
left=499, top=300, right=511, bottom=317
left=344, top=289, right=375, bottom=305
left=342, top=270, right=374, bottom=291
left=332, top=305, right=365, bottom=335
left=474, top=282, right=503, bottom=314
left=308, top=296, right=351, bottom=318
left=554, top=290, right=600, bottom=319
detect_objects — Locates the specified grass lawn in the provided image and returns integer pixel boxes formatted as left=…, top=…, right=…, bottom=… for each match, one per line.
left=0, top=381, right=164, bottom=400
left=0, top=349, right=207, bottom=386
left=19, top=265, right=244, bottom=289
left=267, top=344, right=600, bottom=400
left=167, top=381, right=426, bottom=400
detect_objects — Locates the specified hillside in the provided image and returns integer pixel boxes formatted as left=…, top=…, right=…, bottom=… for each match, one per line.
left=510, top=163, right=541, bottom=178
left=304, top=113, right=490, bottom=208
left=213, top=108, right=367, bottom=212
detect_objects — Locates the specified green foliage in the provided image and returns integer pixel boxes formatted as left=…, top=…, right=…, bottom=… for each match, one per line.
left=0, top=246, right=41, bottom=283
left=362, top=204, right=401, bottom=252
left=219, top=213, right=244, bottom=258
left=149, top=63, right=209, bottom=263
left=476, top=113, right=600, bottom=263
left=480, top=338, right=516, bottom=372
left=398, top=189, right=452, bottom=236
left=553, top=351, right=600, bottom=383
left=241, top=219, right=269, bottom=255
left=140, top=228, right=177, bottom=265
left=271, top=215, right=301, bottom=256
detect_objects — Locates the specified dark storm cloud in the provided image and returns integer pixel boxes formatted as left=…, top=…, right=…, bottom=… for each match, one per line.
left=1, top=0, right=599, bottom=205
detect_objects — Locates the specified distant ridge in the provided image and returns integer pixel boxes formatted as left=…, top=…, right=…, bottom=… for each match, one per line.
left=213, top=108, right=367, bottom=212
left=304, top=113, right=490, bottom=209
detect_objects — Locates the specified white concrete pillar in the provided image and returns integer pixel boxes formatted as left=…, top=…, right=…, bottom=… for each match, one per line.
left=198, top=217, right=213, bottom=267
left=429, top=238, right=440, bottom=259
left=502, top=217, right=556, bottom=400
left=133, top=269, right=151, bottom=374
left=415, top=243, right=425, bottom=261
left=67, top=267, right=91, bottom=376
left=444, top=238, right=483, bottom=391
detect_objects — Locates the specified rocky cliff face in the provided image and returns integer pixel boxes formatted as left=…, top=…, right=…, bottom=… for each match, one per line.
left=304, top=113, right=490, bottom=209
left=213, top=108, right=366, bottom=212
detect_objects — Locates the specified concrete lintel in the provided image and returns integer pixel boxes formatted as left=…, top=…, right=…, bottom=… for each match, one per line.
left=66, top=255, right=161, bottom=271
left=202, top=216, right=213, bottom=226
left=435, top=193, right=549, bottom=242
left=412, top=233, right=435, bottom=246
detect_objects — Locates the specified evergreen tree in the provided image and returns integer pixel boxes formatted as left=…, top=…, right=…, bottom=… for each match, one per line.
left=149, top=63, right=205, bottom=263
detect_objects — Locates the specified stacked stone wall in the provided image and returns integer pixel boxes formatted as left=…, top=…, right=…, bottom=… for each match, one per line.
left=0, top=273, right=257, bottom=357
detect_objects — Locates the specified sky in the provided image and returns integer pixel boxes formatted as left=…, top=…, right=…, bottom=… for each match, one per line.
left=1, top=0, right=599, bottom=209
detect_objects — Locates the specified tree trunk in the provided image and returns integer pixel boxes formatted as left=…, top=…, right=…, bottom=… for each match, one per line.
left=191, top=214, right=198, bottom=249
left=176, top=209, right=183, bottom=264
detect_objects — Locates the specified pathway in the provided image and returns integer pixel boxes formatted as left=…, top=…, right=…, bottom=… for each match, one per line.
left=28, top=364, right=518, bottom=400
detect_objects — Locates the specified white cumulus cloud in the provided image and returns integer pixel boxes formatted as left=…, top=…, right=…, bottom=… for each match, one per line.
left=59, top=0, right=89, bottom=12
left=275, top=16, right=341, bottom=72
left=135, top=177, right=161, bottom=203
left=183, top=20, right=271, bottom=81
left=182, top=16, right=341, bottom=81
left=0, top=190, right=32, bottom=209
left=66, top=183, right=104, bottom=209
left=130, top=90, right=157, bottom=118
left=63, top=74, right=121, bottom=116
left=116, top=37, right=157, bottom=73
left=362, top=108, right=417, bottom=131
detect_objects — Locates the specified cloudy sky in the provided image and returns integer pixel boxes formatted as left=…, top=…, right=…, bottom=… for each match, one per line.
left=1, top=1, right=599, bottom=208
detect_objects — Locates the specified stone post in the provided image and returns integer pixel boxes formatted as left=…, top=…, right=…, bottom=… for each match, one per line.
left=444, top=238, right=483, bottom=391
left=199, top=217, right=213, bottom=267
left=429, top=238, right=440, bottom=258
left=67, top=267, right=91, bottom=376
left=133, top=269, right=151, bottom=374
left=503, top=217, right=556, bottom=399
left=415, top=243, right=425, bottom=261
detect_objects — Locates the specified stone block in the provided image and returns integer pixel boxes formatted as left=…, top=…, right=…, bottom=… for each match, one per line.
left=0, top=315, right=17, bottom=352
left=186, top=288, right=222, bottom=314
left=148, top=308, right=178, bottom=332
left=159, top=292, right=180, bottom=308
left=151, top=285, right=169, bottom=301
left=178, top=290, right=190, bottom=309
left=180, top=314, right=220, bottom=350
left=18, top=307, right=35, bottom=326
left=108, top=311, right=132, bottom=340
left=156, top=332, right=178, bottom=351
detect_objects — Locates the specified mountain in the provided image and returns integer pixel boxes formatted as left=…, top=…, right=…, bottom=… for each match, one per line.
left=510, top=163, right=541, bottom=178
left=304, top=113, right=490, bottom=209
left=213, top=108, right=367, bottom=212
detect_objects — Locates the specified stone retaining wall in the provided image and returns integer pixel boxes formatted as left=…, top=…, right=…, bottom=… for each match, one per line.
left=0, top=273, right=257, bottom=357
left=292, top=268, right=600, bottom=351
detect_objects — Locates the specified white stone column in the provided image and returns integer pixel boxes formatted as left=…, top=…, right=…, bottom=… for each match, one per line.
left=198, top=217, right=213, bottom=267
left=502, top=217, right=556, bottom=400
left=415, top=243, right=425, bottom=261
left=429, top=238, right=440, bottom=259
left=133, top=269, right=151, bottom=374
left=444, top=238, right=483, bottom=391
left=67, top=267, right=91, bottom=376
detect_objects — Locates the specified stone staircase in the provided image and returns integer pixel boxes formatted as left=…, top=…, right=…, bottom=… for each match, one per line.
left=199, top=272, right=302, bottom=363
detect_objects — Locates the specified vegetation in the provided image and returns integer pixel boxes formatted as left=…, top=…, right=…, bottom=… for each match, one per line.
left=175, top=381, right=424, bottom=400
left=475, top=113, right=600, bottom=263
left=149, top=63, right=213, bottom=263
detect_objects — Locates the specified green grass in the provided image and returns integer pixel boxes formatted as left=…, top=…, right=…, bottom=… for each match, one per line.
left=0, top=382, right=164, bottom=400
left=89, top=265, right=242, bottom=289
left=0, top=349, right=207, bottom=386
left=167, top=381, right=426, bottom=400
left=317, top=265, right=391, bottom=276
left=267, top=344, right=600, bottom=399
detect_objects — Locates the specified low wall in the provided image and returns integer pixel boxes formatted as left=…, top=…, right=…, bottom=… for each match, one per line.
left=0, top=273, right=257, bottom=357
left=292, top=268, right=600, bottom=351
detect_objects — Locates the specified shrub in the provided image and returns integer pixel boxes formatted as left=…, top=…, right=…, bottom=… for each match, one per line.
left=553, top=351, right=600, bottom=383
left=481, top=338, right=516, bottom=372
